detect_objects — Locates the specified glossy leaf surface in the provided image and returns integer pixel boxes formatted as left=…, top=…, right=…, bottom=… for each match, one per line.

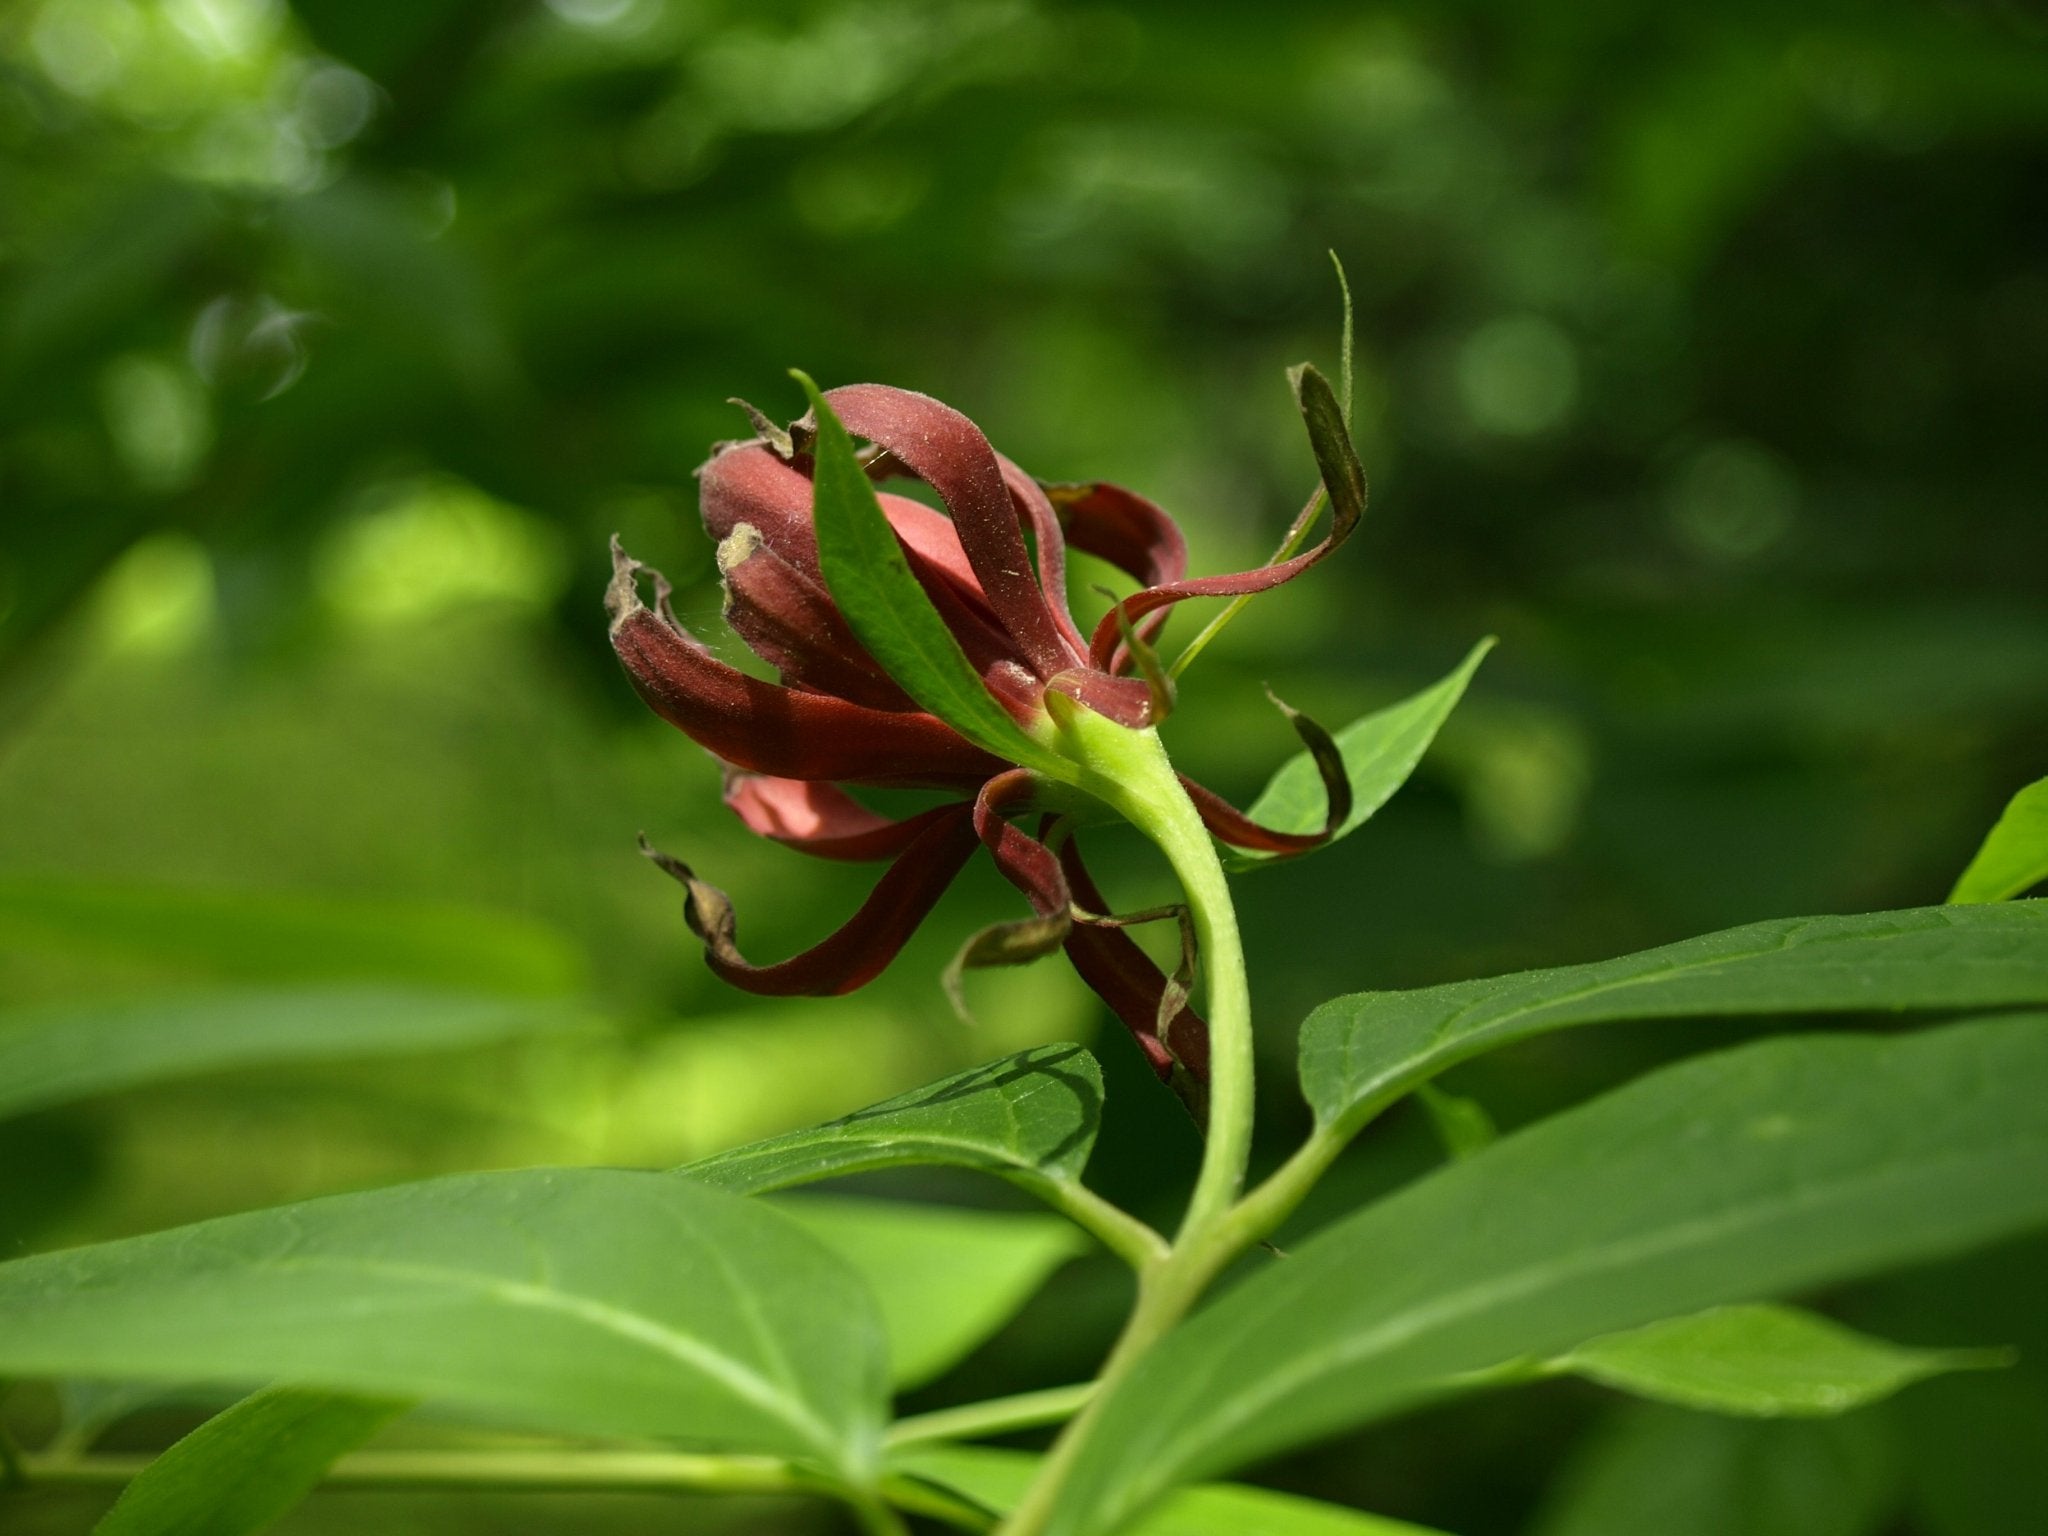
left=1229, top=639, right=1493, bottom=867
left=1301, top=901, right=2048, bottom=1132
left=680, top=1044, right=1103, bottom=1203
left=1046, top=1015, right=2048, bottom=1536
left=93, top=1388, right=405, bottom=1536
left=0, top=986, right=590, bottom=1123
left=774, top=1196, right=1084, bottom=1390
left=0, top=1170, right=889, bottom=1476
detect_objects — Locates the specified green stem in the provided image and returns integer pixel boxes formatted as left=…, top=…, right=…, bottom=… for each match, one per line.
left=885, top=1384, right=1094, bottom=1450
left=17, top=1449, right=809, bottom=1495
left=1034, top=1182, right=1169, bottom=1271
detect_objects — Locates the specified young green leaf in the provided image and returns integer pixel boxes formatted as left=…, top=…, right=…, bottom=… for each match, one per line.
left=1950, top=776, right=2048, bottom=903
left=794, top=371, right=1063, bottom=774
left=0, top=986, right=592, bottom=1123
left=93, top=1388, right=406, bottom=1536
left=678, top=1043, right=1104, bottom=1204
left=772, top=1197, right=1084, bottom=1390
left=0, top=876, right=586, bottom=995
left=892, top=1444, right=1450, bottom=1535
left=1552, top=1304, right=2006, bottom=1418
left=1300, top=900, right=2048, bottom=1135
left=1043, top=1014, right=2048, bottom=1536
left=0, top=1170, right=889, bottom=1478
left=1227, top=640, right=1493, bottom=868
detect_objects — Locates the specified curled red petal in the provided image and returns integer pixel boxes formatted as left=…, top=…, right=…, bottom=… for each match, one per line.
left=1004, top=456, right=1085, bottom=655
left=1045, top=668, right=1157, bottom=729
left=717, top=524, right=915, bottom=711
left=1178, top=773, right=1330, bottom=856
left=973, top=770, right=1069, bottom=916
left=826, top=384, right=1078, bottom=679
left=1047, top=481, right=1190, bottom=590
left=1083, top=381, right=1365, bottom=669
left=639, top=806, right=979, bottom=995
left=1057, top=835, right=1211, bottom=1096
left=722, top=772, right=967, bottom=862
left=608, top=538, right=1003, bottom=789
left=700, top=440, right=820, bottom=571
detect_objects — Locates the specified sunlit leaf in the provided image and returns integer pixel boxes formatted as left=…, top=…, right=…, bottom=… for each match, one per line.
left=679, top=1044, right=1103, bottom=1204
left=1228, top=640, right=1493, bottom=868
left=93, top=1388, right=405, bottom=1536
left=1043, top=1015, right=2048, bottom=1536
left=1950, top=776, right=2048, bottom=904
left=1301, top=901, right=2048, bottom=1134
left=795, top=372, right=1061, bottom=773
left=0, top=1170, right=888, bottom=1477
left=891, top=1444, right=1450, bottom=1535
left=1553, top=1304, right=2005, bottom=1417
left=773, top=1196, right=1084, bottom=1390
left=0, top=986, right=592, bottom=1123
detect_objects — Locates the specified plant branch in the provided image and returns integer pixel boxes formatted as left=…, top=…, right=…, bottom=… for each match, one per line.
left=1035, top=1181, right=1169, bottom=1270
left=885, top=1384, right=1094, bottom=1450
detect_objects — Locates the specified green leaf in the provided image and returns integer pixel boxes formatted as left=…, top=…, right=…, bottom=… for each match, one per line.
left=1950, top=776, right=2048, bottom=903
left=772, top=1197, right=1084, bottom=1391
left=1533, top=1407, right=1898, bottom=1536
left=1301, top=900, right=2048, bottom=1133
left=679, top=1044, right=1103, bottom=1205
left=1044, top=1015, right=2048, bottom=1536
left=93, top=1388, right=405, bottom=1536
left=0, top=986, right=593, bottom=1123
left=892, top=1445, right=1450, bottom=1536
left=1228, top=639, right=1493, bottom=867
left=794, top=371, right=1062, bottom=774
left=0, top=1169, right=888, bottom=1477
left=1553, top=1304, right=2006, bottom=1417
left=0, top=876, right=586, bottom=995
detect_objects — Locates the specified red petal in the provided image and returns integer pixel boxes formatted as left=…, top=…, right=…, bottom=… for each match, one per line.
left=640, top=807, right=979, bottom=996
left=609, top=539, right=1003, bottom=789
left=1057, top=836, right=1211, bottom=1089
left=1005, top=457, right=1085, bottom=654
left=723, top=772, right=966, bottom=862
left=1084, top=481, right=1362, bottom=672
left=1178, top=773, right=1329, bottom=855
left=717, top=525, right=914, bottom=711
left=826, top=385, right=1079, bottom=679
left=1045, top=668, right=1157, bottom=729
left=1048, top=481, right=1190, bottom=590
left=700, top=440, right=821, bottom=571
left=972, top=770, right=1069, bottom=916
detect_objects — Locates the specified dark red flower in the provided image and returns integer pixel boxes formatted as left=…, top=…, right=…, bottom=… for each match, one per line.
left=610, top=382, right=1359, bottom=1110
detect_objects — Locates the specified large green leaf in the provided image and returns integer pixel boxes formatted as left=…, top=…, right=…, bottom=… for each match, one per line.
left=1951, top=777, right=2048, bottom=904
left=680, top=1044, right=1103, bottom=1204
left=0, top=876, right=586, bottom=994
left=0, top=1169, right=888, bottom=1477
left=1044, top=1015, right=2048, bottom=1536
left=891, top=1445, right=1449, bottom=1536
left=1553, top=1304, right=2004, bottom=1417
left=1300, top=901, right=2048, bottom=1133
left=93, top=1388, right=405, bottom=1536
left=1533, top=1407, right=1898, bottom=1536
left=796, top=372, right=1061, bottom=773
left=773, top=1196, right=1084, bottom=1390
left=0, top=986, right=592, bottom=1123
left=1228, top=639, right=1493, bottom=868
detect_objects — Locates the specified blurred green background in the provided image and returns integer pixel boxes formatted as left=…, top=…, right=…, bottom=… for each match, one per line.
left=3, top=0, right=2045, bottom=1532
